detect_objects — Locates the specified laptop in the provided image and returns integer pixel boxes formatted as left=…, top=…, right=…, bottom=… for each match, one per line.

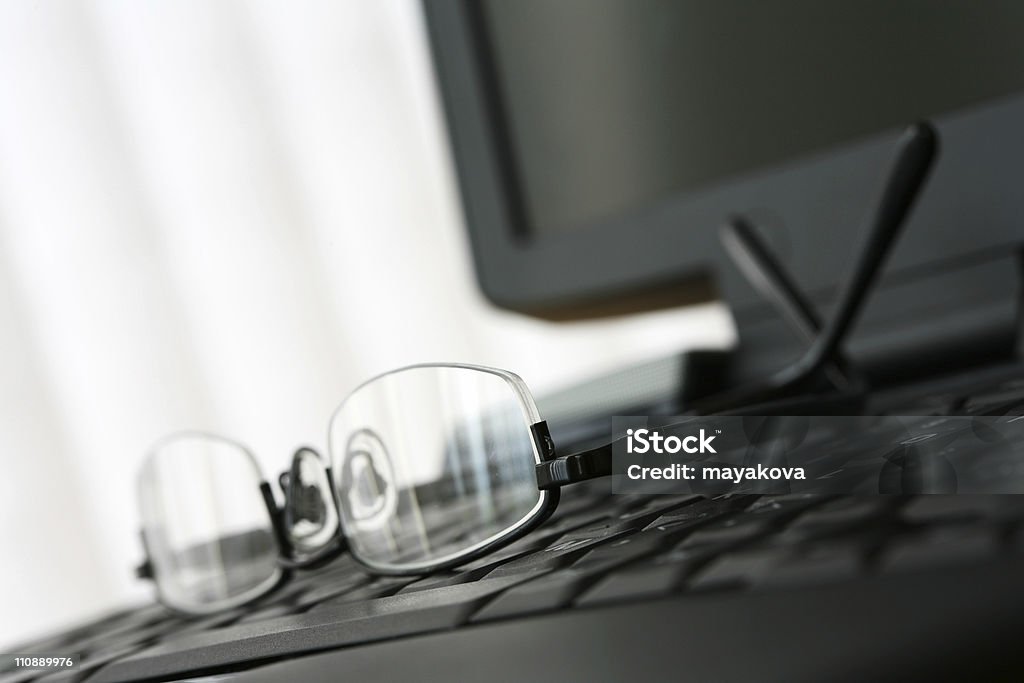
left=7, top=1, right=1024, bottom=681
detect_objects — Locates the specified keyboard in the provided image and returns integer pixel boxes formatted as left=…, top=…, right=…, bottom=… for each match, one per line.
left=6, top=364, right=1024, bottom=683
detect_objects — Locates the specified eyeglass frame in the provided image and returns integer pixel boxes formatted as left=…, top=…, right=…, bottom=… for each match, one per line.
left=134, top=363, right=625, bottom=613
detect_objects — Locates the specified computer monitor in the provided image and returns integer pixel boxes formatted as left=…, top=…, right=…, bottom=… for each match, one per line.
left=423, top=0, right=1024, bottom=347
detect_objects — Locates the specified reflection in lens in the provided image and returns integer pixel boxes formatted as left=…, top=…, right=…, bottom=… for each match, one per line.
left=137, top=434, right=281, bottom=613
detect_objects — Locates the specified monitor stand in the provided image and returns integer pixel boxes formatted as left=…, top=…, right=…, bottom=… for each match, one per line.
left=538, top=122, right=971, bottom=447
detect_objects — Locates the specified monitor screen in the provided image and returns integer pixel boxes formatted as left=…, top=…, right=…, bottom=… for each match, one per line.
left=481, top=0, right=1024, bottom=238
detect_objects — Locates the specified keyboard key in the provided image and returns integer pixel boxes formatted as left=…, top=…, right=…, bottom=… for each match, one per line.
left=643, top=496, right=743, bottom=533
left=570, top=532, right=673, bottom=573
left=165, top=608, right=247, bottom=637
left=686, top=548, right=788, bottom=591
left=615, top=495, right=704, bottom=521
left=534, top=510, right=612, bottom=538
left=234, top=603, right=300, bottom=625
left=397, top=568, right=494, bottom=594
left=574, top=563, right=684, bottom=607
left=474, top=526, right=686, bottom=620
left=90, top=576, right=536, bottom=683
left=741, top=493, right=823, bottom=519
left=677, top=518, right=768, bottom=549
left=475, top=524, right=692, bottom=618
left=308, top=577, right=416, bottom=612
left=471, top=570, right=590, bottom=621
left=441, top=511, right=615, bottom=583
left=566, top=501, right=695, bottom=538
left=791, top=497, right=890, bottom=526
left=483, top=530, right=632, bottom=579
left=291, top=575, right=370, bottom=610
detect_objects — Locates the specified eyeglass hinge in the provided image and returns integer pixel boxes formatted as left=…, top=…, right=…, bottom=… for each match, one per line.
left=530, top=421, right=557, bottom=461
left=535, top=439, right=614, bottom=490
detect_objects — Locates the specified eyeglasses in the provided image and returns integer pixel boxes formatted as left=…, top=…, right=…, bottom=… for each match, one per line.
left=135, top=363, right=617, bottom=614
left=134, top=122, right=937, bottom=614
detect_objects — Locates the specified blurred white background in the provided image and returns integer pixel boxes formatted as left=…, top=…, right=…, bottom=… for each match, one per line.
left=0, top=0, right=732, bottom=646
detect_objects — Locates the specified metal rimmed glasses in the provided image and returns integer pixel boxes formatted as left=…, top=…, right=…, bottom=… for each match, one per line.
left=135, top=363, right=611, bottom=614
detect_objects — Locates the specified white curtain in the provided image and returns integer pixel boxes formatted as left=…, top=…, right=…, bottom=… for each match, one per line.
left=0, top=0, right=733, bottom=645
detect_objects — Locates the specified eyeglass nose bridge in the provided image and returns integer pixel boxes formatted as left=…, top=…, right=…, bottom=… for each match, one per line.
left=274, top=446, right=346, bottom=570
left=339, top=429, right=399, bottom=533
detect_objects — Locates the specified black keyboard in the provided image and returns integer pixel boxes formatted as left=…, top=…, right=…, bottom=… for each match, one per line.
left=6, top=366, right=1024, bottom=683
